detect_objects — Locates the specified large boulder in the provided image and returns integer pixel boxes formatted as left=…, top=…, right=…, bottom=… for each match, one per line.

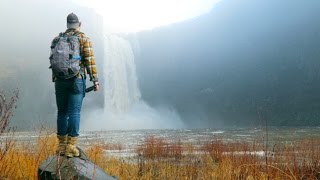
left=38, top=148, right=117, bottom=180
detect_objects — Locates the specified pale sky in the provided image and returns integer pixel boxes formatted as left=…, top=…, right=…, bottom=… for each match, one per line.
left=73, top=0, right=222, bottom=33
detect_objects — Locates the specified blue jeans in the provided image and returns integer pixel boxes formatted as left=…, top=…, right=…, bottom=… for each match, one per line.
left=55, top=76, right=85, bottom=137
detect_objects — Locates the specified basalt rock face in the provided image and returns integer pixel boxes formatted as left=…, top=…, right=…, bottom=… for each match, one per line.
left=134, top=0, right=320, bottom=127
left=38, top=148, right=117, bottom=180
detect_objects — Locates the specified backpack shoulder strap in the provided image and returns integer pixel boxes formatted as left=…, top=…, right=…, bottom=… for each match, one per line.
left=50, top=32, right=65, bottom=49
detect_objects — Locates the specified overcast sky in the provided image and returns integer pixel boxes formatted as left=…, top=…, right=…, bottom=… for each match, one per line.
left=73, top=0, right=222, bottom=33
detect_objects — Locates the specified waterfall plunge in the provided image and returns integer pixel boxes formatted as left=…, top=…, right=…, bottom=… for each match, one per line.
left=82, top=34, right=184, bottom=130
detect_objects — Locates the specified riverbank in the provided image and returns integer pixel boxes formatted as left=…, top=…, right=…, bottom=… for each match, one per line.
left=0, top=129, right=319, bottom=179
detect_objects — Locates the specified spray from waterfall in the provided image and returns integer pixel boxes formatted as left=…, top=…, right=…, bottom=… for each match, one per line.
left=81, top=33, right=185, bottom=130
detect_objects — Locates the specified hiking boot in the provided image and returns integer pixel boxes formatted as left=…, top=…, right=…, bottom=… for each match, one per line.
left=56, top=135, right=67, bottom=156
left=65, top=136, right=80, bottom=158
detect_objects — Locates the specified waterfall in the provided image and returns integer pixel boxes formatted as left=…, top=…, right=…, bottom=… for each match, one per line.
left=103, top=34, right=141, bottom=112
left=82, top=33, right=184, bottom=130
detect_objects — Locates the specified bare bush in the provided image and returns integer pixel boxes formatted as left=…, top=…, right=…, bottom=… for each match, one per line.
left=0, top=89, right=19, bottom=166
left=0, top=89, right=19, bottom=134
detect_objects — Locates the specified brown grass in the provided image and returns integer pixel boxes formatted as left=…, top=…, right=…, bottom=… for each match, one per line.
left=0, top=132, right=319, bottom=179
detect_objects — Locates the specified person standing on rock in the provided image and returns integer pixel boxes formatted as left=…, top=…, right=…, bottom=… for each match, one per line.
left=49, top=13, right=100, bottom=157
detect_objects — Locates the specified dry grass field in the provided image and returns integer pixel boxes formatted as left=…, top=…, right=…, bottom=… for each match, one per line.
left=0, top=132, right=319, bottom=179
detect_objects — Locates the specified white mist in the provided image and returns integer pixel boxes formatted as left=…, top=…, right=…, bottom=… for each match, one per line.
left=81, top=33, right=185, bottom=130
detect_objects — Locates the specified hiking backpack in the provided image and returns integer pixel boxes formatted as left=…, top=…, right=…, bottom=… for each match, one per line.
left=50, top=32, right=82, bottom=79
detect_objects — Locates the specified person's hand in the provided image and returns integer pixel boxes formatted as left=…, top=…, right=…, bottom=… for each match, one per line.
left=94, top=82, right=100, bottom=91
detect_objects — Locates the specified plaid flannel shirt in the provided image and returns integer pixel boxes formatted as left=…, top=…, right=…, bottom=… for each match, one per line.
left=50, top=29, right=98, bottom=82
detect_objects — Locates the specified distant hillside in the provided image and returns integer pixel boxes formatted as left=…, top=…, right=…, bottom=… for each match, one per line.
left=134, top=0, right=320, bottom=127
